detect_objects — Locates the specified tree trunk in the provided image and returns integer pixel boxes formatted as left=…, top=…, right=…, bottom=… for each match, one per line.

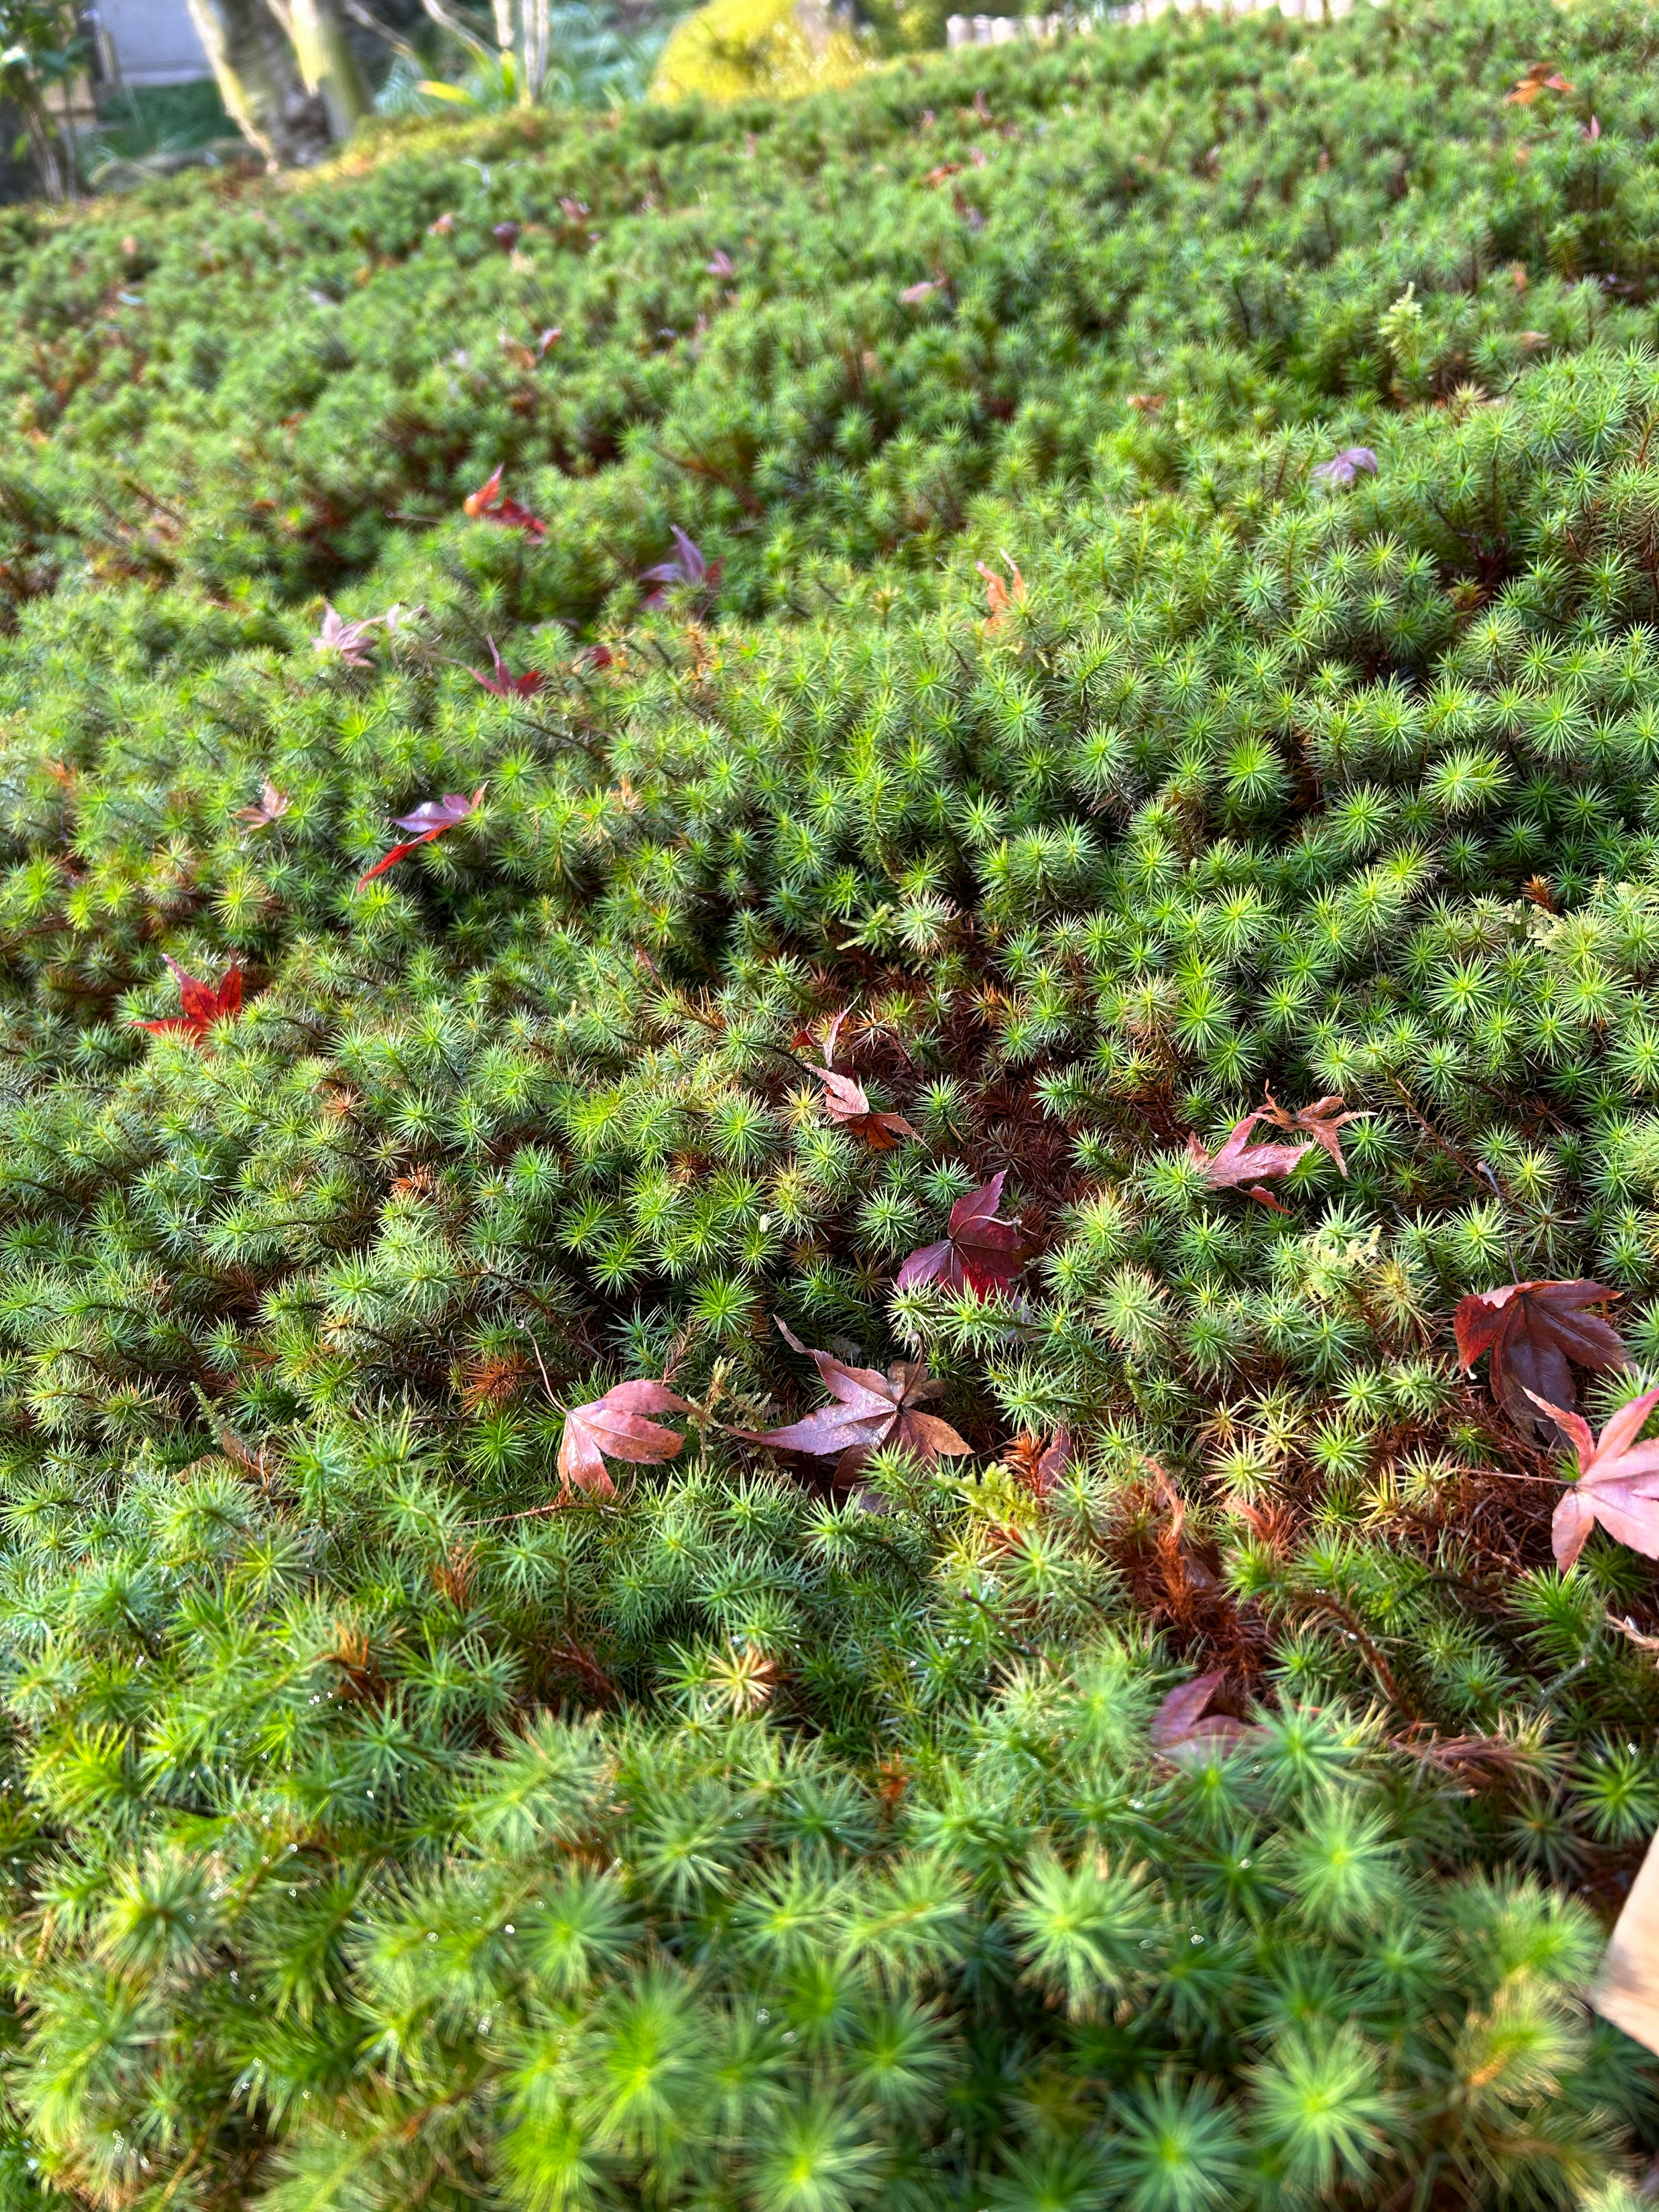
left=183, top=0, right=333, bottom=168
left=290, top=0, right=372, bottom=140
left=20, top=101, right=72, bottom=205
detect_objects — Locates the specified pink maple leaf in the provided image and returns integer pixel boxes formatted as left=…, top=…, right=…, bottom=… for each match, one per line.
left=750, top=1318, right=969, bottom=1484
left=558, top=1378, right=695, bottom=1500
left=1526, top=1383, right=1659, bottom=1570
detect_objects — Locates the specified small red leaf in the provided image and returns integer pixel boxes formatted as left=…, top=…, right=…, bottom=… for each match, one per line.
left=357, top=788, right=485, bottom=890
left=133, top=957, right=243, bottom=1048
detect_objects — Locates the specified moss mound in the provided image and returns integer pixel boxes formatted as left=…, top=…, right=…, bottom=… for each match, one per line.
left=3, top=3, right=1659, bottom=2205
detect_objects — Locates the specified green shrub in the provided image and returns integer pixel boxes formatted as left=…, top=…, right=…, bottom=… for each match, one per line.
left=1, top=0, right=1659, bottom=2202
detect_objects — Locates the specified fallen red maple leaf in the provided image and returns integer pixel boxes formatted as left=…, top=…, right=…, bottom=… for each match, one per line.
left=751, top=1318, right=969, bottom=1483
left=896, top=1169, right=1027, bottom=1297
left=1259, top=1090, right=1370, bottom=1178
left=458, top=640, right=545, bottom=698
left=134, top=953, right=243, bottom=1046
left=1188, top=1112, right=1311, bottom=1207
left=357, top=787, right=485, bottom=890
left=806, top=1014, right=916, bottom=1151
left=557, top=1378, right=695, bottom=1500
left=1149, top=1669, right=1264, bottom=1765
left=1526, top=1383, right=1659, bottom=1570
left=1455, top=1278, right=1628, bottom=1431
left=462, top=465, right=547, bottom=540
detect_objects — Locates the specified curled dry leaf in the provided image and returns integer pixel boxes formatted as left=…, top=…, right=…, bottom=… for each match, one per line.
left=1524, top=1383, right=1659, bottom=1570
left=806, top=1014, right=916, bottom=1150
left=134, top=954, right=243, bottom=1046
left=312, top=604, right=384, bottom=667
left=976, top=556, right=1026, bottom=629
left=1454, top=1278, right=1627, bottom=1431
left=236, top=780, right=291, bottom=829
left=1506, top=62, right=1574, bottom=104
left=1002, top=1426, right=1072, bottom=1500
left=640, top=526, right=722, bottom=609
left=358, top=788, right=486, bottom=890
left=1259, top=1089, right=1371, bottom=1178
left=1188, top=1113, right=1311, bottom=1208
left=1311, top=446, right=1378, bottom=488
left=558, top=1378, right=695, bottom=1500
left=751, top=1317, right=969, bottom=1483
left=462, top=465, right=547, bottom=540
left=1149, top=1669, right=1263, bottom=1765
left=896, top=1170, right=1027, bottom=1297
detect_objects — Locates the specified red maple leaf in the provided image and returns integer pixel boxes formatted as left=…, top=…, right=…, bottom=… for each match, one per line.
left=134, top=954, right=243, bottom=1046
left=1527, top=1383, right=1659, bottom=1570
left=805, top=1014, right=916, bottom=1151
left=557, top=1378, right=694, bottom=1500
left=1188, top=1113, right=1311, bottom=1208
left=462, top=465, right=547, bottom=540
left=1455, top=1278, right=1627, bottom=1431
left=458, top=640, right=545, bottom=698
left=1148, top=1669, right=1264, bottom=1765
left=750, top=1318, right=969, bottom=1483
left=357, top=787, right=485, bottom=889
left=896, top=1170, right=1027, bottom=1297
left=1259, top=1090, right=1370, bottom=1178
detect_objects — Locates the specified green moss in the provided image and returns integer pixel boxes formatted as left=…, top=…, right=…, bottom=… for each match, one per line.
left=0, top=1, right=1653, bottom=2201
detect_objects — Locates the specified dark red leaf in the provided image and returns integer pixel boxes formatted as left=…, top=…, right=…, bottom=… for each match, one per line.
left=896, top=1169, right=1027, bottom=1297
left=1149, top=1669, right=1263, bottom=1765
left=462, top=465, right=547, bottom=540
left=1455, top=1278, right=1628, bottom=1432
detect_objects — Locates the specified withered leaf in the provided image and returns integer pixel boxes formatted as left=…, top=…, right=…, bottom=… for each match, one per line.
left=751, top=1317, right=969, bottom=1483
left=1259, top=1089, right=1371, bottom=1179
left=806, top=1016, right=916, bottom=1150
left=1149, top=1669, right=1263, bottom=1765
left=1455, top=1278, right=1628, bottom=1431
left=236, top=779, right=291, bottom=829
left=1188, top=1113, right=1310, bottom=1205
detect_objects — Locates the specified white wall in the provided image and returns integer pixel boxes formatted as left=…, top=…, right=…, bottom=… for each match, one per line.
left=93, top=0, right=212, bottom=86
